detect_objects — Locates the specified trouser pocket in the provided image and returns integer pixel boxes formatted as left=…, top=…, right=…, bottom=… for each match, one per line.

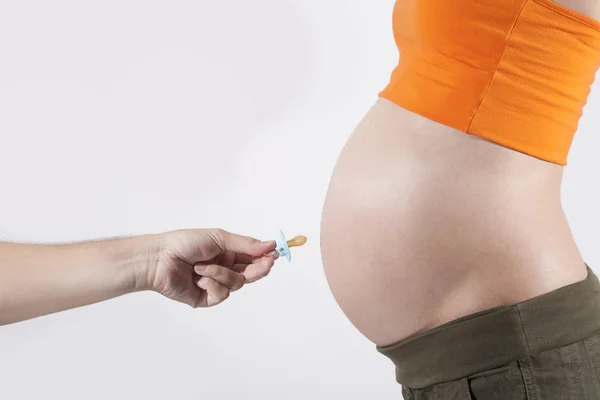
left=518, top=340, right=600, bottom=400
left=467, top=361, right=527, bottom=399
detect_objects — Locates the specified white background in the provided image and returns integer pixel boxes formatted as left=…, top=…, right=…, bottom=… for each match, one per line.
left=0, top=1, right=599, bottom=399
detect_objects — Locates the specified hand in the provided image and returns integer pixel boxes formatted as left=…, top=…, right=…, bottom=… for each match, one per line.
left=148, top=229, right=277, bottom=308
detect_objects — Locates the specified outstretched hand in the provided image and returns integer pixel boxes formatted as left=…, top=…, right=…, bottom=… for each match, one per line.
left=148, top=229, right=278, bottom=308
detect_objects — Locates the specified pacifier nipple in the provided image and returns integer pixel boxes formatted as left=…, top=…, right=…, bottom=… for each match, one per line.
left=275, top=230, right=307, bottom=261
left=287, top=235, right=307, bottom=248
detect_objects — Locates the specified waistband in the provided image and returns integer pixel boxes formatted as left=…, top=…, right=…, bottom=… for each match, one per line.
left=377, top=266, right=600, bottom=389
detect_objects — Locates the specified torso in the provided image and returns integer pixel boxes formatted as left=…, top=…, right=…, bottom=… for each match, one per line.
left=320, top=98, right=587, bottom=346
left=559, top=0, right=600, bottom=18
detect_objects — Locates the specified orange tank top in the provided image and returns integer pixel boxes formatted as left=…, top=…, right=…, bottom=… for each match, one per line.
left=380, top=0, right=600, bottom=165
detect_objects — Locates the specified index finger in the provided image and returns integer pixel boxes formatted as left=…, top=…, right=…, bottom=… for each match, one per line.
left=206, top=229, right=276, bottom=256
left=233, top=256, right=276, bottom=283
left=234, top=249, right=279, bottom=265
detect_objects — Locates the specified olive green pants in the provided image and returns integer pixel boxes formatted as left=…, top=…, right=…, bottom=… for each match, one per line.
left=378, top=266, right=600, bottom=399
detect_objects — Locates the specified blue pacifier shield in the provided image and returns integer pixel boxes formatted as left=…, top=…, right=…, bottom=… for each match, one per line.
left=275, top=230, right=291, bottom=261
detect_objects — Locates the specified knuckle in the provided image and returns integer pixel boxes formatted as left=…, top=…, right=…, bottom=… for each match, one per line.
left=205, top=229, right=226, bottom=248
left=212, top=228, right=226, bottom=237
left=241, top=235, right=254, bottom=244
left=211, top=287, right=229, bottom=302
left=260, top=268, right=271, bottom=279
left=207, top=278, right=220, bottom=290
left=221, top=289, right=231, bottom=301
left=233, top=276, right=245, bottom=291
left=213, top=266, right=224, bottom=278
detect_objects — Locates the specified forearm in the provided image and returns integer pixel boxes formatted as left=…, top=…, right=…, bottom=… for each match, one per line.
left=0, top=235, right=158, bottom=325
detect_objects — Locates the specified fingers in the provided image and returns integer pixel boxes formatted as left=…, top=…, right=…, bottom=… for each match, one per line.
left=196, top=277, right=230, bottom=307
left=190, top=257, right=276, bottom=309
left=217, top=250, right=237, bottom=268
left=206, top=229, right=276, bottom=257
left=233, top=255, right=276, bottom=283
left=194, top=264, right=245, bottom=291
left=233, top=250, right=279, bottom=265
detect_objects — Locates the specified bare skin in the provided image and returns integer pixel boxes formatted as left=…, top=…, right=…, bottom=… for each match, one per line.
left=320, top=0, right=600, bottom=346
left=321, top=94, right=591, bottom=346
left=560, top=0, right=600, bottom=18
left=322, top=0, right=599, bottom=347
left=0, top=229, right=277, bottom=325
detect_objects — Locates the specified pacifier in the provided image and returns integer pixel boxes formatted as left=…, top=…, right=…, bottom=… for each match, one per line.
left=275, top=230, right=307, bottom=261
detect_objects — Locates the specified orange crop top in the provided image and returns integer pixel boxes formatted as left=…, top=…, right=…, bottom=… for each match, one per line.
left=379, top=0, right=600, bottom=165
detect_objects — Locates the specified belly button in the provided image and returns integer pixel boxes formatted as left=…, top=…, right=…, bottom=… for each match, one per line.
left=274, top=230, right=307, bottom=262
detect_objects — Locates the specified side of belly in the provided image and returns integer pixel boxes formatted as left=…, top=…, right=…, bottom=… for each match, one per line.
left=320, top=100, right=586, bottom=346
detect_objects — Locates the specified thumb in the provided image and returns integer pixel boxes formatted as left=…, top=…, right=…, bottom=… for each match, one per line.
left=206, top=229, right=275, bottom=256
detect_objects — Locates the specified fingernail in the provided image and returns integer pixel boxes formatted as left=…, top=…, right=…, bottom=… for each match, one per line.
left=195, top=265, right=208, bottom=272
left=266, top=250, right=279, bottom=258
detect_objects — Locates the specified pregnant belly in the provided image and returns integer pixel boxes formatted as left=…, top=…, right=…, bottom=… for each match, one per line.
left=320, top=99, right=586, bottom=346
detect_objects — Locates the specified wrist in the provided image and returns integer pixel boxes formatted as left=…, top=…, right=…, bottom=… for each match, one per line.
left=118, top=234, right=161, bottom=293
